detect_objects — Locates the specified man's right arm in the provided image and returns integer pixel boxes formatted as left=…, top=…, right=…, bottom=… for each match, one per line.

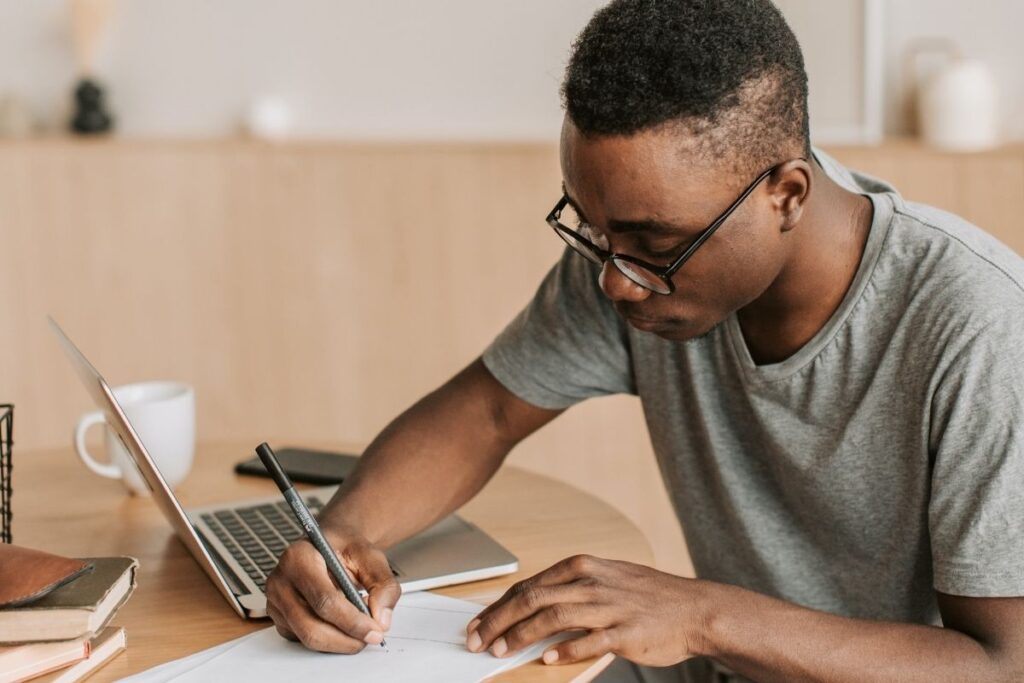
left=264, top=357, right=562, bottom=653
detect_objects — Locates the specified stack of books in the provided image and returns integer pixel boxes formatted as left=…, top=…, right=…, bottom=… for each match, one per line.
left=0, top=546, right=138, bottom=683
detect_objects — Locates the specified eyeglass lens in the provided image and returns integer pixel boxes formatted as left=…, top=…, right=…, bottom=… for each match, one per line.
left=553, top=204, right=670, bottom=294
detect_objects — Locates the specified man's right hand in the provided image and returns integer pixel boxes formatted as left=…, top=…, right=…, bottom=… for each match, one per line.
left=264, top=525, right=402, bottom=653
left=263, top=360, right=558, bottom=653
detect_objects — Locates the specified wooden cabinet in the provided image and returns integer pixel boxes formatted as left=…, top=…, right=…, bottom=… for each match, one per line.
left=828, top=140, right=1024, bottom=255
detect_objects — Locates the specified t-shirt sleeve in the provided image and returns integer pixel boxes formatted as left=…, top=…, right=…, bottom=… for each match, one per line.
left=928, top=315, right=1024, bottom=597
left=482, top=248, right=636, bottom=410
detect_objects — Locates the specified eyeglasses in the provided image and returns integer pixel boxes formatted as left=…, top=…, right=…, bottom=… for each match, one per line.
left=545, top=161, right=798, bottom=295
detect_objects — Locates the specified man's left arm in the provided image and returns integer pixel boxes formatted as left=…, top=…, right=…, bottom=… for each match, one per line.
left=466, top=557, right=1024, bottom=682
left=694, top=580, right=1024, bottom=682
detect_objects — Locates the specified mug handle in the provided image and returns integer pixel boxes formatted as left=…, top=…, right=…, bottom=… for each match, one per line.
left=74, top=411, right=122, bottom=479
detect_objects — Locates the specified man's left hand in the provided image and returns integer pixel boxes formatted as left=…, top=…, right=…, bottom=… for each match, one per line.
left=465, top=554, right=707, bottom=666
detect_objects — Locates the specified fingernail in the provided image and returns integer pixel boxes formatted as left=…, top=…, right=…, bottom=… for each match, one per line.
left=380, top=608, right=393, bottom=630
left=543, top=649, right=559, bottom=665
left=491, top=637, right=507, bottom=658
left=466, top=618, right=480, bottom=634
left=467, top=630, right=482, bottom=652
left=364, top=630, right=384, bottom=645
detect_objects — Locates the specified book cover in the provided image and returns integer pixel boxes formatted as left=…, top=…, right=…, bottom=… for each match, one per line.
left=0, top=545, right=93, bottom=609
left=0, top=557, right=137, bottom=644
left=0, top=633, right=89, bottom=683
left=28, top=628, right=126, bottom=683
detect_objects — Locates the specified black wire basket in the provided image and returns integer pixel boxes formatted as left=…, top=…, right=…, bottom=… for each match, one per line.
left=1, top=404, right=12, bottom=544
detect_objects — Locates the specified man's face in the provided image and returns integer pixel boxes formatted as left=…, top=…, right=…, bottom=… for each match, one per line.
left=559, top=118, right=795, bottom=341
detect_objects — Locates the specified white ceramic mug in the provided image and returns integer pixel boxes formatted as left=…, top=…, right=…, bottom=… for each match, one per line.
left=74, top=381, right=195, bottom=495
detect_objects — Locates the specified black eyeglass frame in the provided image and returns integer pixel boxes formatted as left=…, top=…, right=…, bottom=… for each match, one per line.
left=545, top=159, right=804, bottom=295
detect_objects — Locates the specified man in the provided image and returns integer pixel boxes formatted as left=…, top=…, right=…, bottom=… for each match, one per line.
left=266, top=1, right=1024, bottom=680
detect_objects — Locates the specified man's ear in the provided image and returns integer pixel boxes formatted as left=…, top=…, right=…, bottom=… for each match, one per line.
left=769, top=158, right=811, bottom=233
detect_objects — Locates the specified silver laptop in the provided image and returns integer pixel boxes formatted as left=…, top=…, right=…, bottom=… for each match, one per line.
left=50, top=318, right=518, bottom=619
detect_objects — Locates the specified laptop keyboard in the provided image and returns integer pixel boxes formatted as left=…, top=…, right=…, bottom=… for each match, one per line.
left=200, top=497, right=399, bottom=592
left=200, top=497, right=323, bottom=591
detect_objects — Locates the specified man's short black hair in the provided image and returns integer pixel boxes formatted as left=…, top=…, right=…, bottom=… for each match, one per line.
left=562, top=0, right=810, bottom=176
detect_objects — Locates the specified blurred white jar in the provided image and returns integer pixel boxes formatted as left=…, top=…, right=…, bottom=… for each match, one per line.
left=918, top=57, right=999, bottom=152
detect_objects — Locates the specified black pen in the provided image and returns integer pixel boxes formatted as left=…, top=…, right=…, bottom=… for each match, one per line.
left=256, top=442, right=385, bottom=647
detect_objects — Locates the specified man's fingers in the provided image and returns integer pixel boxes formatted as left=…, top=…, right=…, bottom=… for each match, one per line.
left=472, top=555, right=600, bottom=627
left=266, top=603, right=298, bottom=642
left=542, top=628, right=616, bottom=666
left=348, top=545, right=402, bottom=631
left=267, top=579, right=369, bottom=653
left=498, top=603, right=605, bottom=656
left=467, top=582, right=591, bottom=653
left=287, top=542, right=383, bottom=641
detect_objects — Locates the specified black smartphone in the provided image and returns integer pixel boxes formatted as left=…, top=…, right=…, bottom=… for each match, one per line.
left=234, top=446, right=360, bottom=485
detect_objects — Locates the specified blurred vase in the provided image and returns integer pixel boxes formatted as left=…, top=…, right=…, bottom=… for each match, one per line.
left=68, top=0, right=117, bottom=135
left=70, top=78, right=113, bottom=134
left=918, top=57, right=999, bottom=151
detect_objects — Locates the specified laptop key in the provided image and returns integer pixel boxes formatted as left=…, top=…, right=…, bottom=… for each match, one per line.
left=270, top=520, right=302, bottom=538
left=250, top=548, right=273, bottom=562
left=202, top=519, right=268, bottom=585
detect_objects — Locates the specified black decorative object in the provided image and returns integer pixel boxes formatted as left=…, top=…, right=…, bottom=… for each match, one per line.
left=70, top=78, right=113, bottom=134
left=1, top=404, right=12, bottom=544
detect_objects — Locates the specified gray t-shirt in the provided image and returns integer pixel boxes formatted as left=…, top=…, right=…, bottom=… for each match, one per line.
left=482, top=149, right=1024, bottom=674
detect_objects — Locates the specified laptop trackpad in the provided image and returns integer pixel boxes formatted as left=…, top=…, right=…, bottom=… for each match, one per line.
left=387, top=515, right=513, bottom=579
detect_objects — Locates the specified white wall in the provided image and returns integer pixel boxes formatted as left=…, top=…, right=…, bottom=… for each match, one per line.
left=0, top=0, right=601, bottom=140
left=1, top=1, right=1020, bottom=142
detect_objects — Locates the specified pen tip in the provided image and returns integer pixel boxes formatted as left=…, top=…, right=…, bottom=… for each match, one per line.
left=381, top=640, right=387, bottom=648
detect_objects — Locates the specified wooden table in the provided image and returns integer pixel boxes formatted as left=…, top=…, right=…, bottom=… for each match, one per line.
left=15, top=442, right=653, bottom=682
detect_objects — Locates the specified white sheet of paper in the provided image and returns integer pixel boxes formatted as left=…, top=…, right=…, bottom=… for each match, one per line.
left=121, top=592, right=565, bottom=683
left=118, top=632, right=259, bottom=682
